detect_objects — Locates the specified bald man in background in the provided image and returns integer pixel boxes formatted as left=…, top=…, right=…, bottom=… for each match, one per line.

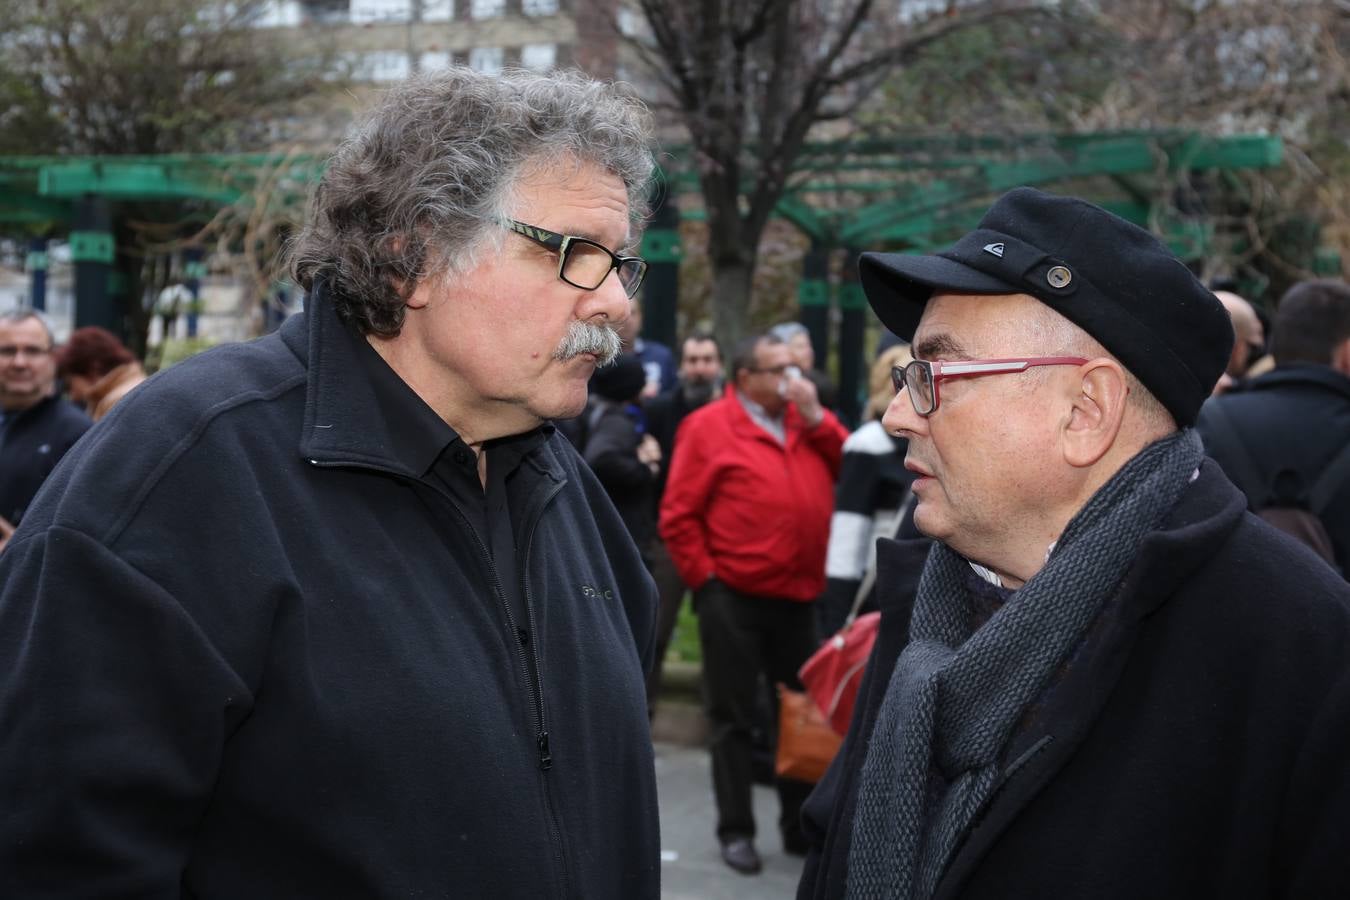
left=1213, top=290, right=1265, bottom=394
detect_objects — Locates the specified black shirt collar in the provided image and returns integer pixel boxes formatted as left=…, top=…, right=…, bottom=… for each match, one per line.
left=293, top=278, right=551, bottom=477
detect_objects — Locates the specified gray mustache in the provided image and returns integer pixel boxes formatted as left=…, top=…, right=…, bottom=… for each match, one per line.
left=554, top=321, right=622, bottom=365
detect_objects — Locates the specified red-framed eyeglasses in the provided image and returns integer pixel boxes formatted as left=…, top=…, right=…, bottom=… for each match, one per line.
left=891, top=356, right=1089, bottom=417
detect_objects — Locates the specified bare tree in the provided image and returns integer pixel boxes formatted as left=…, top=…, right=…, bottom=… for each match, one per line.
left=614, top=0, right=1057, bottom=346
left=863, top=0, right=1349, bottom=301
left=0, top=0, right=343, bottom=350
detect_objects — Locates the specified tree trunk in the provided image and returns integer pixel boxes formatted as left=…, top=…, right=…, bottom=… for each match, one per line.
left=709, top=252, right=756, bottom=352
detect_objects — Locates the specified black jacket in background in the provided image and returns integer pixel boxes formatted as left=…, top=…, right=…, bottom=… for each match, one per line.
left=644, top=381, right=713, bottom=504
left=1196, top=363, right=1350, bottom=575
left=0, top=285, right=660, bottom=899
left=799, top=461, right=1350, bottom=899
left=0, top=391, right=90, bottom=525
left=583, top=399, right=658, bottom=550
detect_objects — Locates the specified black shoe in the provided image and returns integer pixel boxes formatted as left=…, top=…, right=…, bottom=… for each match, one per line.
left=720, top=837, right=763, bottom=875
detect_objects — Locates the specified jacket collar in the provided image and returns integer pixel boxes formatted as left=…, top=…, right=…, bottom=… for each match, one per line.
left=283, top=280, right=561, bottom=481
left=3, top=391, right=62, bottom=426
left=1246, top=362, right=1350, bottom=402
left=84, top=362, right=144, bottom=408
left=283, top=280, right=460, bottom=477
left=720, top=382, right=808, bottom=445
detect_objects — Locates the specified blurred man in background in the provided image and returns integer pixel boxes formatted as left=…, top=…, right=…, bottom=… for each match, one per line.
left=1198, top=279, right=1350, bottom=574
left=0, top=309, right=90, bottom=551
left=1211, top=289, right=1265, bottom=394
left=662, top=331, right=848, bottom=875
left=643, top=329, right=723, bottom=715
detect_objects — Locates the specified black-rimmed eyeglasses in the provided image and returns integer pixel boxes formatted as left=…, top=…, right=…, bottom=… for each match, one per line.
left=892, top=356, right=1089, bottom=417
left=504, top=219, right=648, bottom=299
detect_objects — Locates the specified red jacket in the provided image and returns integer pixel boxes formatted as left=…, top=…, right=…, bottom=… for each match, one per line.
left=659, top=389, right=849, bottom=602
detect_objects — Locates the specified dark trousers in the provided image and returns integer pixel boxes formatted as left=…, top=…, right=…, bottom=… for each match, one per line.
left=696, top=578, right=817, bottom=846
left=645, top=537, right=687, bottom=717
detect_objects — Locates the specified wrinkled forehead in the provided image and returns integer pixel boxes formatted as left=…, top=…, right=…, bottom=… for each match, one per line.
left=756, top=341, right=791, bottom=366
left=913, top=292, right=1051, bottom=358
left=682, top=339, right=719, bottom=361
left=0, top=317, right=52, bottom=348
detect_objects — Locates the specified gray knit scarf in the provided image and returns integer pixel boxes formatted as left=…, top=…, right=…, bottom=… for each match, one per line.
left=846, top=429, right=1204, bottom=900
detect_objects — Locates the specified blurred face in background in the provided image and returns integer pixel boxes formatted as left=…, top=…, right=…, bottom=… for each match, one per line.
left=678, top=336, right=722, bottom=406
left=786, top=331, right=815, bottom=371
left=679, top=338, right=722, bottom=385
left=737, top=339, right=791, bottom=417
left=0, top=317, right=56, bottom=412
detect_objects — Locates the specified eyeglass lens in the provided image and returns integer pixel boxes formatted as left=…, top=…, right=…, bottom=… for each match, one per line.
left=892, top=362, right=935, bottom=414
left=562, top=241, right=647, bottom=297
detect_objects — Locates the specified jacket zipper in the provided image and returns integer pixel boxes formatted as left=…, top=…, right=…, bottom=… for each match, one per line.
left=521, top=478, right=568, bottom=896
left=308, top=458, right=569, bottom=895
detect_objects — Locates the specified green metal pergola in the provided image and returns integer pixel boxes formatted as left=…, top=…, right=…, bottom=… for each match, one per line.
left=0, top=129, right=1286, bottom=422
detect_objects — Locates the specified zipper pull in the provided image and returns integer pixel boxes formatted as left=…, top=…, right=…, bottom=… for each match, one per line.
left=537, top=732, right=553, bottom=771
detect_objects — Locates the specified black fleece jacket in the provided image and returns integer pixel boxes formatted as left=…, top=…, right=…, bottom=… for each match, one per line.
left=0, top=285, right=660, bottom=899
left=799, top=461, right=1350, bottom=900
left=0, top=391, right=90, bottom=525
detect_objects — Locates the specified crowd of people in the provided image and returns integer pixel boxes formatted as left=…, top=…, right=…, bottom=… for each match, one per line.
left=2, top=64, right=1349, bottom=899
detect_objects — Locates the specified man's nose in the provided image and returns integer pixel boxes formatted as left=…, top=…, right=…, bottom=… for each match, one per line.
left=579, top=272, right=632, bottom=325
left=882, top=386, right=928, bottom=439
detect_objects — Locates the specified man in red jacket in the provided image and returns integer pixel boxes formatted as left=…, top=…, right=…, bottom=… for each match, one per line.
left=660, top=331, right=849, bottom=875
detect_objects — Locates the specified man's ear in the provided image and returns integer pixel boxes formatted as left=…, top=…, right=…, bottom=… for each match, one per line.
left=1062, top=359, right=1129, bottom=468
left=404, top=280, right=431, bottom=310
left=1332, top=338, right=1350, bottom=377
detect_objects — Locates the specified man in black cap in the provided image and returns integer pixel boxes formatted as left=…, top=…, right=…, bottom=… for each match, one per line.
left=797, top=187, right=1350, bottom=900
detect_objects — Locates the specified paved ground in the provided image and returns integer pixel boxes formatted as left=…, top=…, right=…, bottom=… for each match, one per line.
left=655, top=739, right=806, bottom=900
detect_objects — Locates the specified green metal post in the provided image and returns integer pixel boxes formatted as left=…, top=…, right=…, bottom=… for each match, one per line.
left=837, top=251, right=866, bottom=429
left=184, top=249, right=206, bottom=338
left=640, top=191, right=680, bottom=351
left=799, top=239, right=831, bottom=377
left=26, top=238, right=48, bottom=312
left=72, top=196, right=119, bottom=334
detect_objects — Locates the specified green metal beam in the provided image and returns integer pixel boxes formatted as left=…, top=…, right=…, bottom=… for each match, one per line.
left=0, top=132, right=1284, bottom=250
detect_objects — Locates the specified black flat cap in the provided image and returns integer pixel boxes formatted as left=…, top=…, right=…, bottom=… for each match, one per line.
left=859, top=187, right=1233, bottom=426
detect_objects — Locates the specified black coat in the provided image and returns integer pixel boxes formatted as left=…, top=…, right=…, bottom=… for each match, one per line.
left=1197, top=363, right=1350, bottom=574
left=644, top=381, right=709, bottom=502
left=799, top=461, right=1350, bottom=899
left=0, top=391, right=90, bottom=525
left=583, top=400, right=658, bottom=550
left=0, top=287, right=660, bottom=899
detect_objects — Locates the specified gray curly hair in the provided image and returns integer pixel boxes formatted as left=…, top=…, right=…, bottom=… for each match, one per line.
left=289, top=67, right=656, bottom=336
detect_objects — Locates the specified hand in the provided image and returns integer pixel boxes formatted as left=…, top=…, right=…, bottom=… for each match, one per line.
left=637, top=434, right=662, bottom=473
left=0, top=515, right=13, bottom=554
left=783, top=370, right=824, bottom=426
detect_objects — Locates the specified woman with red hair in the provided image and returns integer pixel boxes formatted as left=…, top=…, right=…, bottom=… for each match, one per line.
left=56, top=327, right=146, bottom=421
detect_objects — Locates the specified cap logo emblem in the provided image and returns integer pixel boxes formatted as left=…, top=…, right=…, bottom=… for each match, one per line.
left=982, top=242, right=1005, bottom=258
left=1046, top=265, right=1072, bottom=289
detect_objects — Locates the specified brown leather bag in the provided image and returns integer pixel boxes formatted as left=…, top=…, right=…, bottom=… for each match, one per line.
left=775, top=684, right=843, bottom=784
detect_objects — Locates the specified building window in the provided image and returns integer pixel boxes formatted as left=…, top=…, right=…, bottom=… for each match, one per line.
left=254, top=1, right=302, bottom=27
left=423, top=0, right=454, bottom=20
left=522, top=0, right=559, bottom=15
left=470, top=0, right=505, bottom=18
left=420, top=50, right=452, bottom=71
left=469, top=46, right=504, bottom=73
left=520, top=42, right=556, bottom=71
left=351, top=0, right=412, bottom=23
left=353, top=50, right=412, bottom=81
